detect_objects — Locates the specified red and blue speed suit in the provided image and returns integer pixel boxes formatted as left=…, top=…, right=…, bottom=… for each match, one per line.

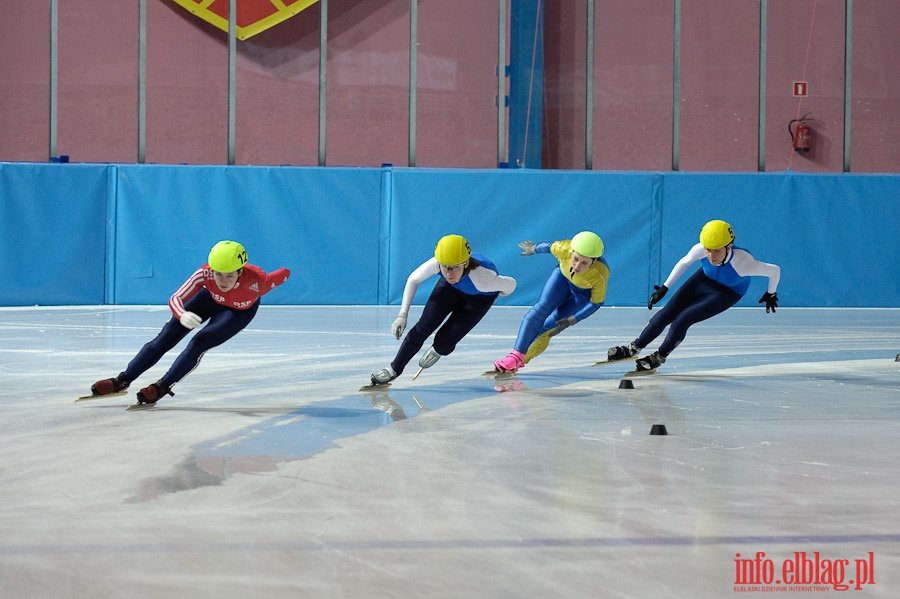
left=122, top=263, right=290, bottom=389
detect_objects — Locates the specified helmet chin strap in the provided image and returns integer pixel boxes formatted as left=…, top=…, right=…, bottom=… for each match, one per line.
left=714, top=246, right=732, bottom=266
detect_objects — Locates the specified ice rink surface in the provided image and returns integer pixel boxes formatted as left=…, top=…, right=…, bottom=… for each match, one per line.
left=1, top=305, right=898, bottom=598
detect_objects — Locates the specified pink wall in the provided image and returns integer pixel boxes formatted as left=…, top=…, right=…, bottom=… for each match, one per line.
left=679, top=0, right=761, bottom=172
left=593, top=0, right=674, bottom=171
left=0, top=0, right=897, bottom=172
left=764, top=0, right=846, bottom=173
left=849, top=0, right=900, bottom=173
left=0, top=2, right=51, bottom=162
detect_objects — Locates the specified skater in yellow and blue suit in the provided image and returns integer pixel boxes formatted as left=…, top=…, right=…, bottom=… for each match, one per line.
left=493, top=231, right=609, bottom=373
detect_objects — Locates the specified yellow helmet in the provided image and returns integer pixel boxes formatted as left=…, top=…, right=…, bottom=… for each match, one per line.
left=434, top=234, right=471, bottom=266
left=570, top=231, right=604, bottom=258
left=699, top=220, right=735, bottom=250
left=208, top=240, right=248, bottom=272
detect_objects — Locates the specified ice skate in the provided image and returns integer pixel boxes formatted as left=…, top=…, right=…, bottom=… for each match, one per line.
left=418, top=346, right=442, bottom=369
left=493, top=350, right=525, bottom=374
left=634, top=350, right=665, bottom=372
left=128, top=380, right=173, bottom=409
left=89, top=372, right=130, bottom=396
left=595, top=343, right=641, bottom=366
left=78, top=372, right=131, bottom=401
left=361, top=367, right=398, bottom=391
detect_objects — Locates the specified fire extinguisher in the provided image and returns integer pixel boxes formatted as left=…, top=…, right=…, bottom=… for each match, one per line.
left=788, top=114, right=812, bottom=152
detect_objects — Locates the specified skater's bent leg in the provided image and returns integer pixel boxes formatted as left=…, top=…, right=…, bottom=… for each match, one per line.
left=634, top=270, right=705, bottom=350
left=123, top=318, right=191, bottom=381
left=126, top=289, right=223, bottom=382
left=657, top=286, right=739, bottom=356
left=391, top=280, right=457, bottom=374
left=432, top=294, right=496, bottom=355
left=634, top=306, right=676, bottom=350
left=512, top=269, right=570, bottom=353
left=162, top=303, right=258, bottom=386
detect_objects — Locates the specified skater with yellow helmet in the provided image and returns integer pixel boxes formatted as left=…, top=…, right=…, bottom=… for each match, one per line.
left=368, top=234, right=517, bottom=387
left=87, top=240, right=290, bottom=407
left=492, top=231, right=609, bottom=373
left=606, top=220, right=780, bottom=372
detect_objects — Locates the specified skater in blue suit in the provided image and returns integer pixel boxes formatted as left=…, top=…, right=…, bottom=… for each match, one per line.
left=493, top=231, right=609, bottom=373
left=369, top=234, right=517, bottom=386
left=607, top=220, right=781, bottom=372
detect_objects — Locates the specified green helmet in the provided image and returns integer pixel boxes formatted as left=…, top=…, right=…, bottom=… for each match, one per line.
left=434, top=234, right=471, bottom=266
left=208, top=240, right=248, bottom=272
left=699, top=220, right=735, bottom=250
left=570, top=231, right=604, bottom=258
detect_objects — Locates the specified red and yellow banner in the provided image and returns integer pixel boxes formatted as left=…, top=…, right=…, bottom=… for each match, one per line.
left=170, top=0, right=319, bottom=40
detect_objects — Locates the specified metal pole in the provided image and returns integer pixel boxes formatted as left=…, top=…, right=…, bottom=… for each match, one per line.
left=757, top=0, right=767, bottom=172
left=408, top=0, right=417, bottom=167
left=138, top=0, right=147, bottom=163
left=671, top=0, right=681, bottom=171
left=49, top=0, right=58, bottom=160
left=318, top=0, right=328, bottom=166
left=843, top=0, right=853, bottom=172
left=497, top=0, right=507, bottom=166
left=585, top=0, right=595, bottom=170
left=227, top=0, right=237, bottom=165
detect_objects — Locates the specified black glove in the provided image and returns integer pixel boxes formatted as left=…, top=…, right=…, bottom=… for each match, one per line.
left=759, top=291, right=778, bottom=313
left=647, top=285, right=668, bottom=309
left=548, top=316, right=576, bottom=337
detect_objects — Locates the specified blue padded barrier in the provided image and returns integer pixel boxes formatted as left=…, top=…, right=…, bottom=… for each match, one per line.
left=2, top=163, right=110, bottom=305
left=388, top=168, right=656, bottom=308
left=1, top=163, right=898, bottom=307
left=114, top=165, right=382, bottom=305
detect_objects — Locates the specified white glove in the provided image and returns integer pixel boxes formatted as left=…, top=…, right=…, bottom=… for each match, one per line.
left=180, top=311, right=202, bottom=329
left=518, top=240, right=536, bottom=256
left=391, top=313, right=408, bottom=340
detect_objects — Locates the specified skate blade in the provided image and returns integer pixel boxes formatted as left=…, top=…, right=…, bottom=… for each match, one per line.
left=483, top=369, right=517, bottom=378
left=592, top=356, right=641, bottom=367
left=359, top=382, right=391, bottom=392
left=75, top=391, right=128, bottom=402
left=624, top=368, right=657, bottom=377
left=411, top=367, right=424, bottom=381
left=126, top=402, right=157, bottom=411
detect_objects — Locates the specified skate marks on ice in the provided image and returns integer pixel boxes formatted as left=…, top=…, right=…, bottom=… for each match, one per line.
left=623, top=359, right=900, bottom=387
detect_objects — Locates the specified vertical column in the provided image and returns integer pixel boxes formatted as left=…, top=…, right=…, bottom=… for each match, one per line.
left=409, top=0, right=418, bottom=167
left=49, top=0, right=58, bottom=160
left=318, top=0, right=328, bottom=166
left=227, top=0, right=237, bottom=165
